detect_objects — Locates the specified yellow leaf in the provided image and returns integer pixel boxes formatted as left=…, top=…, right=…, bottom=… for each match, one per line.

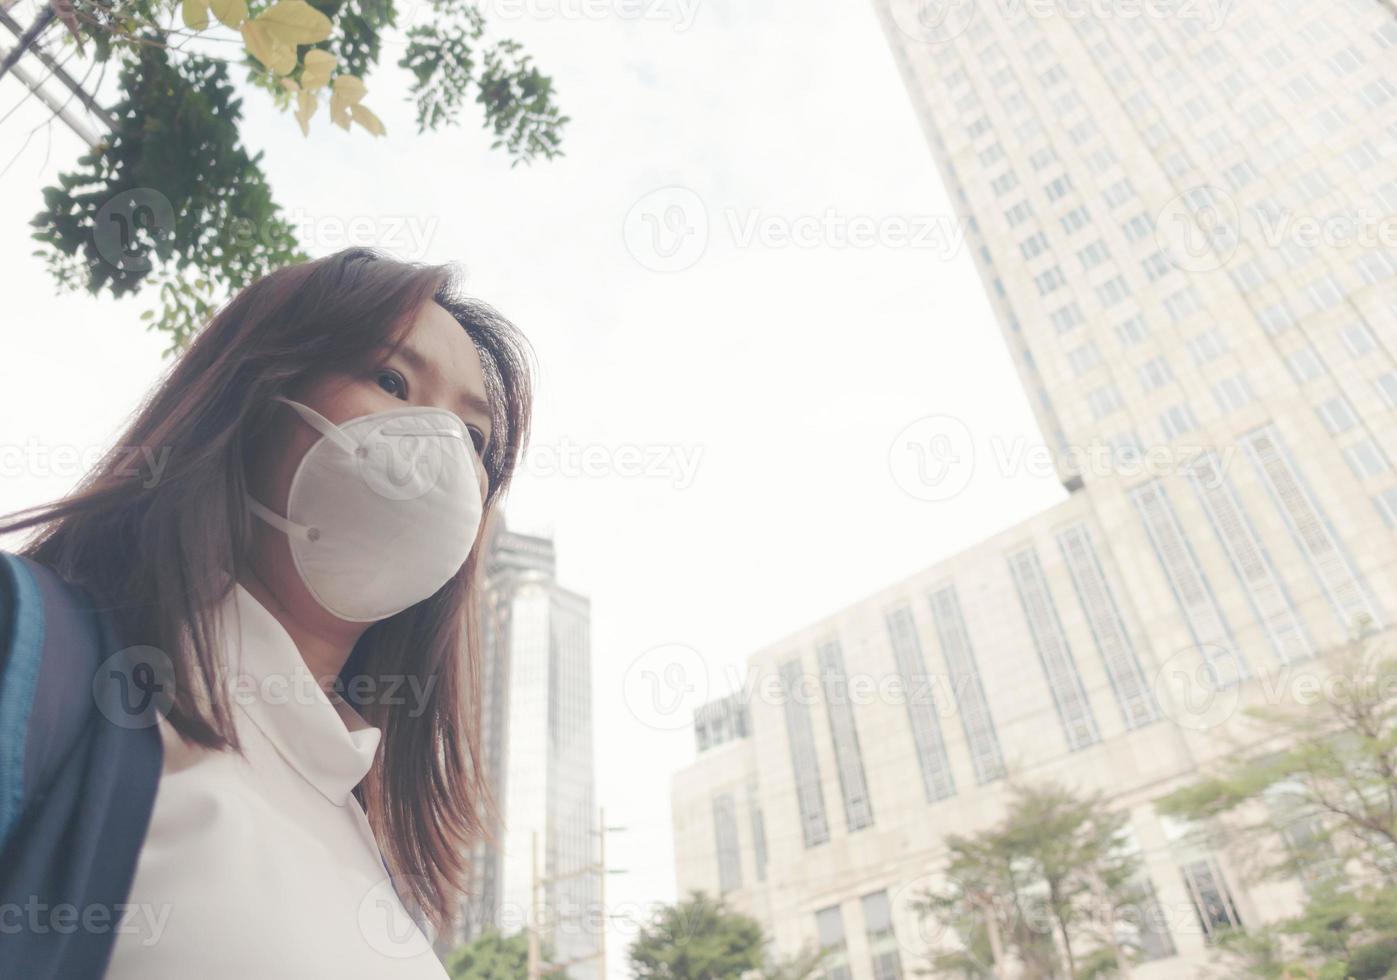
left=242, top=20, right=296, bottom=75
left=257, top=0, right=332, bottom=46
left=182, top=0, right=210, bottom=31
left=329, top=74, right=365, bottom=128
left=350, top=103, right=385, bottom=137
left=210, top=0, right=248, bottom=28
left=295, top=90, right=317, bottom=137
left=280, top=77, right=299, bottom=92
left=300, top=49, right=336, bottom=90
left=332, top=73, right=367, bottom=105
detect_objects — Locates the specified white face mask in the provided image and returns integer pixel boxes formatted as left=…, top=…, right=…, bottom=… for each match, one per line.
left=246, top=395, right=485, bottom=622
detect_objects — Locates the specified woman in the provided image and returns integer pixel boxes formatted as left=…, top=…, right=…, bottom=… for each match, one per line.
left=0, top=248, right=532, bottom=978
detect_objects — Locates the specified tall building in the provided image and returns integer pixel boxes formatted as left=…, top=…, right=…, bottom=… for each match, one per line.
left=672, top=0, right=1397, bottom=976
left=453, top=524, right=601, bottom=980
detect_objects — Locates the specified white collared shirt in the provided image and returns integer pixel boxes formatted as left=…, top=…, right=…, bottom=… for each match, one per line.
left=106, top=584, right=449, bottom=979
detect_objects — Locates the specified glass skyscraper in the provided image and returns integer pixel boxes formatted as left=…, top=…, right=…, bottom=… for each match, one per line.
left=453, top=524, right=601, bottom=980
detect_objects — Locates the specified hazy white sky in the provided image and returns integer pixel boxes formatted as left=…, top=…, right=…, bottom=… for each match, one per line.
left=0, top=0, right=1066, bottom=973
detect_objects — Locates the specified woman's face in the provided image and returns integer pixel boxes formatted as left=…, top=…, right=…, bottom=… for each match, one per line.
left=245, top=300, right=493, bottom=631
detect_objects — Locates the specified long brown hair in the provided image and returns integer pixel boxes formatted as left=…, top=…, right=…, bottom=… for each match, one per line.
left=0, top=247, right=533, bottom=929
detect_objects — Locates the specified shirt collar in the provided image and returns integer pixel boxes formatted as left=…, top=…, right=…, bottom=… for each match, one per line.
left=220, top=583, right=382, bottom=806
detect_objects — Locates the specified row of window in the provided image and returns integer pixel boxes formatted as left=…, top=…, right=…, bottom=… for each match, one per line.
left=775, top=520, right=1162, bottom=847
left=768, top=426, right=1382, bottom=855
left=805, top=859, right=1242, bottom=979
left=815, top=890, right=902, bottom=980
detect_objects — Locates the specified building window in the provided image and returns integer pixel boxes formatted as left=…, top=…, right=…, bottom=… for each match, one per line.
left=1050, top=302, right=1084, bottom=333
left=1078, top=239, right=1110, bottom=270
left=883, top=606, right=956, bottom=802
left=1088, top=384, right=1124, bottom=419
left=1066, top=342, right=1101, bottom=376
left=778, top=658, right=830, bottom=848
left=1057, top=524, right=1159, bottom=729
left=1019, top=231, right=1051, bottom=260
left=1243, top=425, right=1384, bottom=632
left=1035, top=266, right=1067, bottom=295
left=1187, top=455, right=1312, bottom=664
left=817, top=639, right=875, bottom=832
left=1102, top=177, right=1135, bottom=208
left=1375, top=487, right=1397, bottom=528
left=990, top=170, right=1020, bottom=196
left=1159, top=403, right=1198, bottom=440
left=1060, top=205, right=1092, bottom=235
left=1115, top=315, right=1150, bottom=346
left=1130, top=480, right=1245, bottom=684
left=1213, top=375, right=1256, bottom=414
left=1378, top=372, right=1397, bottom=409
left=815, top=905, right=853, bottom=980
left=861, top=891, right=904, bottom=980
left=1342, top=322, right=1377, bottom=356
left=1180, top=858, right=1244, bottom=944
left=1007, top=546, right=1100, bottom=750
left=747, top=781, right=768, bottom=883
left=694, top=693, right=750, bottom=752
left=1317, top=396, right=1357, bottom=434
left=712, top=793, right=743, bottom=894
left=1127, top=878, right=1178, bottom=961
left=1141, top=250, right=1173, bottom=282
left=1138, top=356, right=1173, bottom=391
left=1044, top=174, right=1074, bottom=201
left=1187, top=327, right=1229, bottom=364
left=1286, top=348, right=1323, bottom=384
left=1345, top=441, right=1389, bottom=480
left=1163, top=286, right=1201, bottom=322
left=1258, top=302, right=1296, bottom=335
left=929, top=586, right=1007, bottom=784
left=1096, top=275, right=1131, bottom=307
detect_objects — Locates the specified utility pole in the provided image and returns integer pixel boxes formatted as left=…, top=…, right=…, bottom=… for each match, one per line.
left=596, top=806, right=608, bottom=978
left=529, top=832, right=542, bottom=980
left=527, top=807, right=624, bottom=980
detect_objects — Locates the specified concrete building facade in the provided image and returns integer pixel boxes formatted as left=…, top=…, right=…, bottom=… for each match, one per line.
left=672, top=0, right=1397, bottom=975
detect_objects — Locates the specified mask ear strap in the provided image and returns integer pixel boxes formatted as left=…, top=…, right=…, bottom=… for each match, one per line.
left=246, top=493, right=319, bottom=543
left=273, top=395, right=358, bottom=455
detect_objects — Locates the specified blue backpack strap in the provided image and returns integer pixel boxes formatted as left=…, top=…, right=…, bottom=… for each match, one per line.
left=0, top=550, right=45, bottom=848
left=0, top=551, right=165, bottom=980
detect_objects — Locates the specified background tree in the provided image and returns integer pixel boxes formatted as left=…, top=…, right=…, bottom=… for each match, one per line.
left=628, top=891, right=822, bottom=980
left=7, top=0, right=566, bottom=349
left=914, top=783, right=1149, bottom=980
left=443, top=928, right=533, bottom=980
left=1159, top=636, right=1397, bottom=979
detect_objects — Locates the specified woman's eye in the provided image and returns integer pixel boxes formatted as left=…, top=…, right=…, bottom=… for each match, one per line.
left=375, top=369, right=408, bottom=400
left=467, top=427, right=487, bottom=455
